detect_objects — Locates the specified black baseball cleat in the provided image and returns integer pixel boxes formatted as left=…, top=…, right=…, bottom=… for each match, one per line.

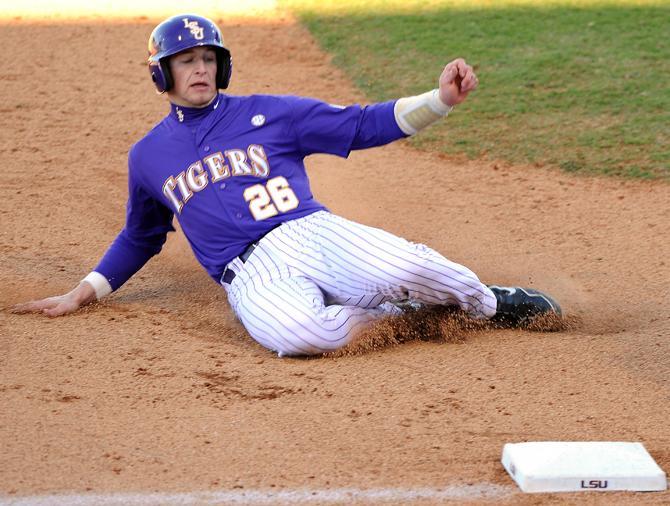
left=488, top=286, right=562, bottom=326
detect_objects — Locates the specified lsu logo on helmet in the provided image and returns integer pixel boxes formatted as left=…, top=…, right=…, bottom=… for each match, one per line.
left=182, top=18, right=204, bottom=40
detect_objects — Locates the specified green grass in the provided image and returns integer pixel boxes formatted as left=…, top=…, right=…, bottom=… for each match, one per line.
left=282, top=0, right=670, bottom=180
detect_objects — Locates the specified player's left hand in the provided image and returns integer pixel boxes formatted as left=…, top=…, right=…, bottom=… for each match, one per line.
left=438, top=58, right=478, bottom=107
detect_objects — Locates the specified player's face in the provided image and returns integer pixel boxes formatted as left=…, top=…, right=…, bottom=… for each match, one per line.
left=168, top=46, right=218, bottom=108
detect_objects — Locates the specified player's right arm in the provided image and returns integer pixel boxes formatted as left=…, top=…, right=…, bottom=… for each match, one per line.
left=12, top=149, right=175, bottom=317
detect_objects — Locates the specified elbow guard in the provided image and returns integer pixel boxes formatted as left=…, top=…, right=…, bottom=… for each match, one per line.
left=393, top=89, right=453, bottom=136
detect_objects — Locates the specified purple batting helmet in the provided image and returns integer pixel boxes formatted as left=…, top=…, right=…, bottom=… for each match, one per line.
left=148, top=14, right=232, bottom=93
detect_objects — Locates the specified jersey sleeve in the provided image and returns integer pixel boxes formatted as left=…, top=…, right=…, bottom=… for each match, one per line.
left=93, top=153, right=175, bottom=291
left=286, top=96, right=408, bottom=157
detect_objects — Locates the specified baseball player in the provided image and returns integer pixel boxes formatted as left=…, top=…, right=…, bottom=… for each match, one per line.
left=13, top=14, right=561, bottom=356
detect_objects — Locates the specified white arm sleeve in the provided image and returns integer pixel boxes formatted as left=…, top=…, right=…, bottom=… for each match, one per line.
left=393, top=89, right=454, bottom=136
left=82, top=271, right=113, bottom=300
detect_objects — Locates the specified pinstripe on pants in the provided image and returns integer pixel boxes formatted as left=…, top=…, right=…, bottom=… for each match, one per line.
left=221, top=211, right=497, bottom=356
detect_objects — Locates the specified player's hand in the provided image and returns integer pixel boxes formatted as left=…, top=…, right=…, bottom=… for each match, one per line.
left=438, top=58, right=478, bottom=107
left=11, top=282, right=96, bottom=317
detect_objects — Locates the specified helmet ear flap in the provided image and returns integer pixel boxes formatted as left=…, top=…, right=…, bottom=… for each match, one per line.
left=148, top=60, right=168, bottom=93
left=160, top=58, right=174, bottom=92
left=216, top=47, right=232, bottom=89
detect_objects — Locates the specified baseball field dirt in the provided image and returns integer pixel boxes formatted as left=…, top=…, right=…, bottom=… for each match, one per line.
left=1, top=15, right=668, bottom=505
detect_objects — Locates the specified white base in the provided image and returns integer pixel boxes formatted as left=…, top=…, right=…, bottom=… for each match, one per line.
left=501, top=442, right=667, bottom=493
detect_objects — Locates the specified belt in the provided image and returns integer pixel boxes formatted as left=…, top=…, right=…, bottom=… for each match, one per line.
left=222, top=241, right=259, bottom=284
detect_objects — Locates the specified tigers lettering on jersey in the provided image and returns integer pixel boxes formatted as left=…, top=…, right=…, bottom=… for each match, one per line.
left=162, top=144, right=270, bottom=213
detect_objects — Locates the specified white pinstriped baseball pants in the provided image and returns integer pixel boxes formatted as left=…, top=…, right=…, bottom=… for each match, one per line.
left=221, top=211, right=497, bottom=356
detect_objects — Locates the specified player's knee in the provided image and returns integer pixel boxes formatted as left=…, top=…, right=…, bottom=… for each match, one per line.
left=276, top=315, right=352, bottom=357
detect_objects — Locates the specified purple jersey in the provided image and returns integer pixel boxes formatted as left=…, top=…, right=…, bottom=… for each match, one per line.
left=94, top=93, right=406, bottom=290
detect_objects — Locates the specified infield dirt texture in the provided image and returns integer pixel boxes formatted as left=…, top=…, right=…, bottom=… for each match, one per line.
left=1, top=12, right=669, bottom=506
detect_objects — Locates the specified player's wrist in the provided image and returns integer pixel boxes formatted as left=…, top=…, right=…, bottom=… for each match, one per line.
left=66, top=283, right=95, bottom=308
left=433, top=88, right=456, bottom=112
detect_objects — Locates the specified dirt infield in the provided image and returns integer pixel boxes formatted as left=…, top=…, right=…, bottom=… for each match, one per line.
left=1, top=16, right=668, bottom=504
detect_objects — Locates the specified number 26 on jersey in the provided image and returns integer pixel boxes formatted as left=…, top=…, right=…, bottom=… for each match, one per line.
left=244, top=176, right=299, bottom=221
